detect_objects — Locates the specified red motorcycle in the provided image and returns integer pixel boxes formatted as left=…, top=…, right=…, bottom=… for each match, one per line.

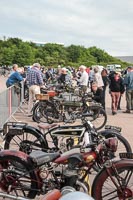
left=0, top=135, right=133, bottom=199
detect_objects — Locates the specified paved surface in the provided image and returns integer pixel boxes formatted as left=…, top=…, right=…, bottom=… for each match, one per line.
left=0, top=76, right=7, bottom=93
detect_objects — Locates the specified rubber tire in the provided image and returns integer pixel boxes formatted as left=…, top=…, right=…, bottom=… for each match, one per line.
left=99, top=130, right=132, bottom=153
left=4, top=127, right=48, bottom=154
left=84, top=107, right=107, bottom=130
left=91, top=159, right=133, bottom=200
left=32, top=101, right=47, bottom=123
left=0, top=154, right=38, bottom=199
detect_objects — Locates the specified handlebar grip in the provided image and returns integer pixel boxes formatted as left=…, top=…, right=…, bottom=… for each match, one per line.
left=40, top=189, right=61, bottom=200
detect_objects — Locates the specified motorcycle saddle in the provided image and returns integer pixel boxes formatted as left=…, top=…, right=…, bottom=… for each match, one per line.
left=30, top=150, right=60, bottom=166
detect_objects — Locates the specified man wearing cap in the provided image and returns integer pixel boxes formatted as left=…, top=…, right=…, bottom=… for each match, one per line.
left=77, top=65, right=89, bottom=94
left=123, top=66, right=133, bottom=113
left=57, top=67, right=72, bottom=85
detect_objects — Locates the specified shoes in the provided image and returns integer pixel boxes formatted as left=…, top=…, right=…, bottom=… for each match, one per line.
left=112, top=111, right=117, bottom=115
left=123, top=110, right=131, bottom=113
left=117, top=108, right=121, bottom=110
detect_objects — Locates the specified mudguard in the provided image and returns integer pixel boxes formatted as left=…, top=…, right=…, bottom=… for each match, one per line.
left=98, top=129, right=121, bottom=138
left=4, top=125, right=48, bottom=149
left=0, top=150, right=32, bottom=164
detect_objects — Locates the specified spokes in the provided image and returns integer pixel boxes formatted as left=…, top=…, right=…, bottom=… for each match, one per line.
left=101, top=167, right=133, bottom=199
left=0, top=160, right=34, bottom=198
left=7, top=133, right=42, bottom=152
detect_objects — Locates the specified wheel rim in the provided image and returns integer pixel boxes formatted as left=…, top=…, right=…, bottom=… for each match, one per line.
left=0, top=158, right=36, bottom=198
left=5, top=132, right=44, bottom=153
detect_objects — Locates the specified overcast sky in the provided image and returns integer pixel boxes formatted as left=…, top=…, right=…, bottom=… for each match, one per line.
left=0, top=0, right=133, bottom=56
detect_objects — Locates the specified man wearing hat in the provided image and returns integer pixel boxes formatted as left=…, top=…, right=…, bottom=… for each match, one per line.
left=57, top=67, right=72, bottom=85
left=123, top=66, right=133, bottom=113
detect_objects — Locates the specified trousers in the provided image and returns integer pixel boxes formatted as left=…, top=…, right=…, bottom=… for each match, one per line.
left=28, top=85, right=40, bottom=114
left=111, top=91, right=121, bottom=112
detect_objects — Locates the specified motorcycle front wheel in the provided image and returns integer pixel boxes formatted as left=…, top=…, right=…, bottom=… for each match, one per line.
left=92, top=159, right=133, bottom=200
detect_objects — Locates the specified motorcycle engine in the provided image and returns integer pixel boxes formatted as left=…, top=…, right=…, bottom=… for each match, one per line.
left=63, top=154, right=83, bottom=187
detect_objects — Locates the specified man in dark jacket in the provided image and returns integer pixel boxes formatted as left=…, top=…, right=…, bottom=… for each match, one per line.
left=91, top=81, right=104, bottom=107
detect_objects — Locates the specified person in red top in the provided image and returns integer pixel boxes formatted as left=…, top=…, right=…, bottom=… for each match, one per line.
left=86, top=67, right=90, bottom=74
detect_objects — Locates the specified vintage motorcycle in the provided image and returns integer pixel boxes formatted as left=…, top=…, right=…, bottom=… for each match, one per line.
left=2, top=118, right=132, bottom=163
left=0, top=137, right=133, bottom=199
left=32, top=91, right=107, bottom=130
left=0, top=135, right=118, bottom=199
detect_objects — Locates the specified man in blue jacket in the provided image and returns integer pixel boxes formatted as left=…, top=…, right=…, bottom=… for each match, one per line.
left=6, top=64, right=23, bottom=88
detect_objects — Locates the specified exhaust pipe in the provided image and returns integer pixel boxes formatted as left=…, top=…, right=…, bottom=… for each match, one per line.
left=76, top=180, right=89, bottom=193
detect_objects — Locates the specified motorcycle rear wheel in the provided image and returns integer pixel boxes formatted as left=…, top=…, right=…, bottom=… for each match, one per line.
left=4, top=127, right=47, bottom=154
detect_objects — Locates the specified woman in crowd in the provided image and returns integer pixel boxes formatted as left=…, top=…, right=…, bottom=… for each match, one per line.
left=109, top=71, right=125, bottom=115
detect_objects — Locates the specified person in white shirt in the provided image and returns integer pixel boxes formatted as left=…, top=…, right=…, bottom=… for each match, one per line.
left=77, top=65, right=89, bottom=94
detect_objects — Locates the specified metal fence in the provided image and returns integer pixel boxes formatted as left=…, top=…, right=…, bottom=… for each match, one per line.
left=0, top=81, right=25, bottom=127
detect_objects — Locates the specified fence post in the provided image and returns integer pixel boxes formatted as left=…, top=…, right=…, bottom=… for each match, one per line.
left=8, top=87, right=12, bottom=117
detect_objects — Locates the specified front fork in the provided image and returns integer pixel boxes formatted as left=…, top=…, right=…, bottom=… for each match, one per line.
left=104, top=160, right=127, bottom=194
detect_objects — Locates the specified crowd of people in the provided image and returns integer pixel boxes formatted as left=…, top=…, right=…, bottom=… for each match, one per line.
left=6, top=63, right=133, bottom=116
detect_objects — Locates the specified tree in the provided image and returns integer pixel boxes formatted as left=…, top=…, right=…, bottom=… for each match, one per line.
left=13, top=43, right=35, bottom=66
left=0, top=37, right=131, bottom=68
left=0, top=47, right=15, bottom=65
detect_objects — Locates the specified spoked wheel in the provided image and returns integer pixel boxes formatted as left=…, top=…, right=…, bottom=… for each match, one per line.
left=84, top=107, right=107, bottom=130
left=99, top=130, right=132, bottom=159
left=92, top=160, right=133, bottom=200
left=32, top=101, right=48, bottom=123
left=33, top=101, right=59, bottom=123
left=45, top=108, right=60, bottom=124
left=90, top=108, right=107, bottom=130
left=4, top=129, right=47, bottom=154
left=0, top=155, right=38, bottom=199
